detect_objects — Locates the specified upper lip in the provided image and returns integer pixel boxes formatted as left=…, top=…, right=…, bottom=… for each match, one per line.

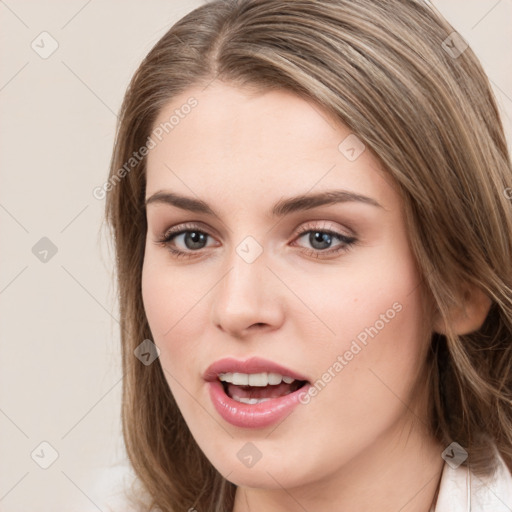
left=203, top=357, right=310, bottom=383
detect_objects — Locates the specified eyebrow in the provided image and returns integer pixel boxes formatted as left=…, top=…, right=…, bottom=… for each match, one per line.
left=145, top=189, right=384, bottom=217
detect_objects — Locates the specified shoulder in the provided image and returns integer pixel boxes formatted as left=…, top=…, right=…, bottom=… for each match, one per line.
left=435, top=447, right=512, bottom=511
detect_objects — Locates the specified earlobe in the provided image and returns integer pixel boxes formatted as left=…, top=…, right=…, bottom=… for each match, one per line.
left=433, top=284, right=492, bottom=336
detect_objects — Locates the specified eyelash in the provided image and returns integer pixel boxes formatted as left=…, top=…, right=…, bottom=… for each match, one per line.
left=155, top=222, right=358, bottom=260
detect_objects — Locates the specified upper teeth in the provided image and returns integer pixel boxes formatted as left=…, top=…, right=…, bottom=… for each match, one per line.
left=218, top=372, right=295, bottom=386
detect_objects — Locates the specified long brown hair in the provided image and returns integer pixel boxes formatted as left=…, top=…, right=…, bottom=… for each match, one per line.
left=105, top=1, right=512, bottom=510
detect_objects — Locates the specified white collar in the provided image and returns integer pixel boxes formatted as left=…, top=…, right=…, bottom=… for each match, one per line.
left=434, top=450, right=512, bottom=511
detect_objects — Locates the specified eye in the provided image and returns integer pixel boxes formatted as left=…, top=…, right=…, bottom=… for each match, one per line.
left=171, top=230, right=210, bottom=251
left=155, top=223, right=217, bottom=259
left=155, top=221, right=357, bottom=260
left=292, top=222, right=357, bottom=258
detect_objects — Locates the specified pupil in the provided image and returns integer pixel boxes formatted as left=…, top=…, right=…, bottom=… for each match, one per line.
left=310, top=231, right=331, bottom=250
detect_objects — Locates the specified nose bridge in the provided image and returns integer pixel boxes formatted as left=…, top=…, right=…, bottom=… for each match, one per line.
left=212, top=232, right=280, bottom=334
left=219, top=234, right=267, bottom=305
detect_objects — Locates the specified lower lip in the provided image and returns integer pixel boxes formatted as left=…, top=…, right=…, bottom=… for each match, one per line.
left=207, top=380, right=309, bottom=429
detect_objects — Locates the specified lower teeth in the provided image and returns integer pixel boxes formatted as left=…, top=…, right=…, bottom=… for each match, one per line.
left=232, top=396, right=273, bottom=404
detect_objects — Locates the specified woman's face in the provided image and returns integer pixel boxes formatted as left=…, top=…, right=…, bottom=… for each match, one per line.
left=142, top=81, right=433, bottom=490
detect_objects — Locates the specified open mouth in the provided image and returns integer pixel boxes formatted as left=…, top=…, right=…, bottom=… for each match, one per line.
left=218, top=372, right=308, bottom=405
left=205, top=359, right=312, bottom=428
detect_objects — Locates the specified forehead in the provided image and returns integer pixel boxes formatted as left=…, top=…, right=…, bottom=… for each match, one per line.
left=149, top=81, right=337, bottom=160
left=145, top=80, right=397, bottom=213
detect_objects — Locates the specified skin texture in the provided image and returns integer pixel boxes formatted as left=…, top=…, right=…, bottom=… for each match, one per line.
left=142, top=80, right=445, bottom=511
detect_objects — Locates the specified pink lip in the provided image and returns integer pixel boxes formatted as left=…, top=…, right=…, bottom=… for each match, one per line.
left=204, top=357, right=311, bottom=429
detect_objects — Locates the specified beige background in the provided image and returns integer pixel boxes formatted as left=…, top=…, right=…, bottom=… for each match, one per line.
left=0, top=1, right=511, bottom=510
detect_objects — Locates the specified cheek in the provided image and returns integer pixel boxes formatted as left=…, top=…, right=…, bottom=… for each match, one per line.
left=141, top=252, right=210, bottom=374
left=292, top=240, right=423, bottom=360
left=284, top=255, right=427, bottom=470
left=303, top=249, right=427, bottom=415
left=298, top=244, right=427, bottom=420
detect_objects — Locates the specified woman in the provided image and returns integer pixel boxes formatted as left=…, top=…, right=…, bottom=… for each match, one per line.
left=105, top=0, right=512, bottom=510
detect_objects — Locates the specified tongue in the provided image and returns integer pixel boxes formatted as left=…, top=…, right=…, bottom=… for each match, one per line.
left=227, top=382, right=296, bottom=400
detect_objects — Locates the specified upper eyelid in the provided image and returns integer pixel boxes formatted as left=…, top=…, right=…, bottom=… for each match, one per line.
left=161, top=222, right=216, bottom=239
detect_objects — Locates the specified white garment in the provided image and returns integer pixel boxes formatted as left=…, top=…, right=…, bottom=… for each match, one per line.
left=434, top=450, right=512, bottom=511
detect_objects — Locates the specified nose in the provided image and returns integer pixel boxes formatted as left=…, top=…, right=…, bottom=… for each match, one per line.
left=211, top=243, right=285, bottom=339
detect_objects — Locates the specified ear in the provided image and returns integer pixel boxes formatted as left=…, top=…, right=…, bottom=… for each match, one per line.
left=433, top=284, right=492, bottom=336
